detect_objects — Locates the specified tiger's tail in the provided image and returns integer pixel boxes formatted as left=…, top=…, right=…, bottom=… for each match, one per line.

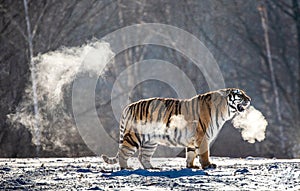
left=101, top=153, right=119, bottom=164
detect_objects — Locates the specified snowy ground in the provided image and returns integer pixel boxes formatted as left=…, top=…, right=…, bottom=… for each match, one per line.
left=0, top=157, right=299, bottom=190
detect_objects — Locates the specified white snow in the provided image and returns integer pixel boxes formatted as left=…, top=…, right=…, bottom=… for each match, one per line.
left=0, top=157, right=299, bottom=190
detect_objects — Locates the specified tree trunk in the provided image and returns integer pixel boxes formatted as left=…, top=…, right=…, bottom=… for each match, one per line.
left=23, top=0, right=40, bottom=157
left=292, top=0, right=300, bottom=131
left=258, top=3, right=285, bottom=150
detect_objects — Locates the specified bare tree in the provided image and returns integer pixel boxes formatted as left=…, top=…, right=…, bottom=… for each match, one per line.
left=23, top=0, right=40, bottom=157
left=258, top=2, right=284, bottom=149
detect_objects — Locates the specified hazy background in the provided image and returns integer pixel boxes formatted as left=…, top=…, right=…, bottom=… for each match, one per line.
left=0, top=0, right=299, bottom=158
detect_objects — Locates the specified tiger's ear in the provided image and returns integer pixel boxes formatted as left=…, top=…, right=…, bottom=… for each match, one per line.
left=219, top=89, right=231, bottom=97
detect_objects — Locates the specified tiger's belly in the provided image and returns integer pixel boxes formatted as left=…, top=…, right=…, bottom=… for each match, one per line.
left=155, top=126, right=196, bottom=147
left=133, top=115, right=198, bottom=148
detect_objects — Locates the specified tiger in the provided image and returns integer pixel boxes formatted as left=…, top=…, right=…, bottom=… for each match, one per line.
left=102, top=88, right=251, bottom=170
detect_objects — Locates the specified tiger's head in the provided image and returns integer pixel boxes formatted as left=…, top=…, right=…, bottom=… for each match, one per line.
left=226, top=88, right=251, bottom=113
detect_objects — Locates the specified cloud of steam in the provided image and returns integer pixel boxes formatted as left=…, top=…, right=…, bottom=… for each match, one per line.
left=34, top=41, right=114, bottom=107
left=8, top=40, right=114, bottom=155
left=232, top=106, right=268, bottom=144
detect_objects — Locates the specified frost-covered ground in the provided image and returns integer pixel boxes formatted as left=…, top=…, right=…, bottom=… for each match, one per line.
left=0, top=157, right=299, bottom=190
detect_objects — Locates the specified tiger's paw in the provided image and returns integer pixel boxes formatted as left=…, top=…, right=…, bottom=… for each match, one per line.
left=148, top=167, right=160, bottom=170
left=120, top=167, right=134, bottom=170
left=202, top=163, right=217, bottom=170
left=186, top=165, right=201, bottom=169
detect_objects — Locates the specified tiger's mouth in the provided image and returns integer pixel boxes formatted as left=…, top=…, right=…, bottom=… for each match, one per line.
left=237, top=101, right=250, bottom=112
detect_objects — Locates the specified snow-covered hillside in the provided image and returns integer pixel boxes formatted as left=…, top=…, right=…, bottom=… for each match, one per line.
left=0, top=157, right=299, bottom=190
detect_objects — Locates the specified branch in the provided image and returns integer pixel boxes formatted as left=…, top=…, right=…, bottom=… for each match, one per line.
left=269, top=0, right=294, bottom=18
left=32, top=1, right=50, bottom=39
left=0, top=4, right=26, bottom=39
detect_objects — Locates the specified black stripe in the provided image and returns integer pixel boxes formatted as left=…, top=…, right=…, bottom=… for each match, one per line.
left=193, top=97, right=199, bottom=119
left=133, top=128, right=142, bottom=146
left=205, top=94, right=212, bottom=102
left=120, top=147, right=134, bottom=157
left=149, top=99, right=158, bottom=121
left=144, top=100, right=151, bottom=123
left=220, top=110, right=225, bottom=121
left=187, top=147, right=196, bottom=152
left=162, top=100, right=174, bottom=124
left=141, top=134, right=146, bottom=145
left=229, top=104, right=237, bottom=111
left=216, top=99, right=224, bottom=125
left=128, top=105, right=134, bottom=120
left=142, top=144, right=157, bottom=150
left=124, top=134, right=139, bottom=148
left=191, top=98, right=196, bottom=118
left=184, top=126, right=188, bottom=138
left=164, top=99, right=173, bottom=108
left=137, top=102, right=141, bottom=121
left=122, top=106, right=132, bottom=133
left=156, top=101, right=166, bottom=121
left=205, top=100, right=212, bottom=130
left=195, top=97, right=202, bottom=119
left=229, top=94, right=235, bottom=104
left=140, top=101, right=146, bottom=121
left=216, top=97, right=223, bottom=108
left=158, top=134, right=162, bottom=140
left=199, top=117, right=206, bottom=134
left=122, top=107, right=130, bottom=120
left=219, top=99, right=225, bottom=121
left=227, top=102, right=231, bottom=117
left=149, top=99, right=157, bottom=114
left=177, top=129, right=183, bottom=145
left=131, top=104, right=137, bottom=121
left=174, top=100, right=178, bottom=115
left=142, top=153, right=154, bottom=158
left=215, top=105, right=219, bottom=126
left=174, top=127, right=178, bottom=138
left=212, top=94, right=218, bottom=102
left=124, top=118, right=131, bottom=134
left=165, top=134, right=177, bottom=146
left=184, top=101, right=189, bottom=115
left=177, top=101, right=181, bottom=115
left=134, top=103, right=139, bottom=121
left=206, top=101, right=211, bottom=116
left=166, top=113, right=172, bottom=127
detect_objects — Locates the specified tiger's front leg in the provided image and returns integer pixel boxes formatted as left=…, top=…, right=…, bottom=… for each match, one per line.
left=198, top=138, right=216, bottom=170
left=199, top=150, right=216, bottom=169
left=186, top=147, right=199, bottom=169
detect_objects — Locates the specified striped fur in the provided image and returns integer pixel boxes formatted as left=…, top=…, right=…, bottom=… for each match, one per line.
left=102, top=88, right=251, bottom=169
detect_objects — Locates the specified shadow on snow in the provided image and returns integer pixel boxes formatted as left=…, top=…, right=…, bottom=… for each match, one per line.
left=102, top=168, right=208, bottom=178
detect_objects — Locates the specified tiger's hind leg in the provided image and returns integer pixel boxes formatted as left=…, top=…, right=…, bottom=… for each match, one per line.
left=119, top=141, right=138, bottom=169
left=138, top=143, right=158, bottom=169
